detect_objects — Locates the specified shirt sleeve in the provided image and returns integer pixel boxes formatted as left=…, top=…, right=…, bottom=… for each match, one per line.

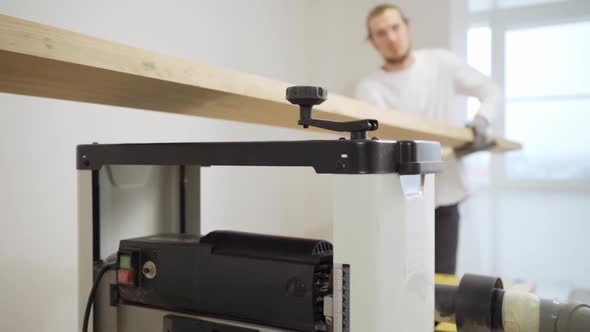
left=440, top=50, right=503, bottom=123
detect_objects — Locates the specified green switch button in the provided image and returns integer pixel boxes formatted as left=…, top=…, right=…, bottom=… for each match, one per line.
left=119, top=255, right=131, bottom=269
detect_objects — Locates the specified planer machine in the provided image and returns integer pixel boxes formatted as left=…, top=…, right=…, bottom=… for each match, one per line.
left=78, top=86, right=589, bottom=332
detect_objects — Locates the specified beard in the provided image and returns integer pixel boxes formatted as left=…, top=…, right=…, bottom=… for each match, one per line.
left=384, top=47, right=412, bottom=66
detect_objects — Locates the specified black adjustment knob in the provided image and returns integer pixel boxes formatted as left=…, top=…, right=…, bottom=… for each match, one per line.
left=286, top=86, right=327, bottom=106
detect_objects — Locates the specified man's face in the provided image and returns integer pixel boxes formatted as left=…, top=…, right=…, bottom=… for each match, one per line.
left=368, top=9, right=412, bottom=64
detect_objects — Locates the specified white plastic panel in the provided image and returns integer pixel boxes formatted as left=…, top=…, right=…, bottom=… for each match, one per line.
left=332, top=173, right=435, bottom=332
left=99, top=165, right=180, bottom=259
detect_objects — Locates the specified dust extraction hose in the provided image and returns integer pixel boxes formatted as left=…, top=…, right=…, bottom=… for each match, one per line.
left=435, top=274, right=590, bottom=332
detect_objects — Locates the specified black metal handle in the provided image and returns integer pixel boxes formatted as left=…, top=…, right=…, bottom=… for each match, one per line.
left=286, top=86, right=379, bottom=139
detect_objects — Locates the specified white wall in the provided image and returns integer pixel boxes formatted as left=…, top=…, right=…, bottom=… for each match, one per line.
left=0, top=1, right=326, bottom=331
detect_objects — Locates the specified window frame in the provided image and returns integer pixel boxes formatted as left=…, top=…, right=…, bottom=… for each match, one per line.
left=467, top=0, right=590, bottom=189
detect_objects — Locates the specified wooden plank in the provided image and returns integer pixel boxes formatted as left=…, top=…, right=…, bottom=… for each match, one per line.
left=0, top=14, right=521, bottom=151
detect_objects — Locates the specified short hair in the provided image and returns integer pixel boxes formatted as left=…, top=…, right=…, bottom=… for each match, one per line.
left=366, top=4, right=409, bottom=39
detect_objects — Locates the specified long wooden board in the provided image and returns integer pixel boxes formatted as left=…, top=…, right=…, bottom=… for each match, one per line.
left=0, top=14, right=521, bottom=151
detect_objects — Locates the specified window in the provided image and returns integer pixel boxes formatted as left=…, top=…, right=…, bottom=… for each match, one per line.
left=467, top=16, right=590, bottom=181
left=505, top=22, right=590, bottom=98
left=469, top=0, right=494, bottom=13
left=497, top=0, right=567, bottom=9
left=467, top=26, right=492, bottom=120
left=462, top=0, right=590, bottom=302
left=469, top=0, right=568, bottom=12
left=504, top=21, right=590, bottom=180
left=465, top=26, right=493, bottom=185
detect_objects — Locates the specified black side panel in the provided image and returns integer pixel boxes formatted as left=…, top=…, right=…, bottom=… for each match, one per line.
left=92, top=170, right=100, bottom=261
left=179, top=165, right=186, bottom=234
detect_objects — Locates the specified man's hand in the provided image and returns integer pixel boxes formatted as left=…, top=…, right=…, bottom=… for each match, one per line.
left=454, top=115, right=496, bottom=158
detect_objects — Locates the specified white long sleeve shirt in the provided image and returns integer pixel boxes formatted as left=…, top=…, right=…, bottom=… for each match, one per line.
left=355, top=48, right=502, bottom=207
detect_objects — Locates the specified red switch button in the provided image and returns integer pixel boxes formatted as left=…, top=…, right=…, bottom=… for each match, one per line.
left=118, top=269, right=135, bottom=285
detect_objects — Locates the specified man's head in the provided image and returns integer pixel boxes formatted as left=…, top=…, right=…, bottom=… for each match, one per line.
left=366, top=4, right=412, bottom=66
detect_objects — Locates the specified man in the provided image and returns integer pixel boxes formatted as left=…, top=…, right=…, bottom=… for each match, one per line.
left=355, top=4, right=501, bottom=274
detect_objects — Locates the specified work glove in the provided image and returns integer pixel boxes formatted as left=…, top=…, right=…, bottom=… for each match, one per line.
left=454, top=115, right=496, bottom=158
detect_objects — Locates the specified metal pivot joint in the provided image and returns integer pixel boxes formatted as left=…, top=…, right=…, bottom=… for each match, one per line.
left=286, top=86, right=379, bottom=140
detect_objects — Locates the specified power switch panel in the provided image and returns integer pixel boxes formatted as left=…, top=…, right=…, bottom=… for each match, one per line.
left=117, top=250, right=140, bottom=287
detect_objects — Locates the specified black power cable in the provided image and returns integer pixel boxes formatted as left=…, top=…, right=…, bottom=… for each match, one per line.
left=82, top=262, right=117, bottom=332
